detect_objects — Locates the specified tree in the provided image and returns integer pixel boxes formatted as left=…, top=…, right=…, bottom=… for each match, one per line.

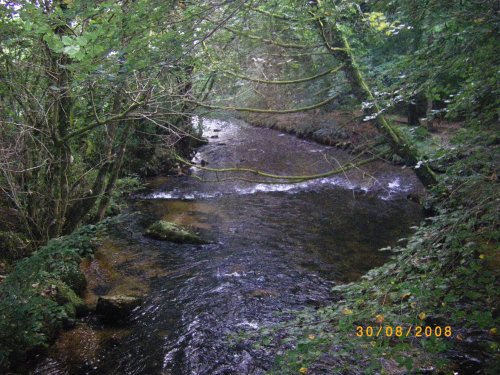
left=0, top=0, right=232, bottom=244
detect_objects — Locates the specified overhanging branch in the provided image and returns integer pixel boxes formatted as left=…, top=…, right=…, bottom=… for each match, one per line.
left=62, top=99, right=144, bottom=142
left=223, top=64, right=343, bottom=85
left=175, top=154, right=379, bottom=183
left=190, top=94, right=338, bottom=114
left=223, top=26, right=327, bottom=50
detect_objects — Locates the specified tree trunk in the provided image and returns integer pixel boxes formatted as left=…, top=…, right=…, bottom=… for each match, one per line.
left=63, top=161, right=110, bottom=234
left=95, top=123, right=133, bottom=221
left=48, top=3, right=74, bottom=238
left=310, top=0, right=436, bottom=187
left=425, top=97, right=436, bottom=132
left=408, top=98, right=420, bottom=126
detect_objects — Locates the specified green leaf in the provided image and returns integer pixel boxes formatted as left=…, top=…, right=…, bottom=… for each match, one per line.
left=63, top=45, right=81, bottom=58
left=62, top=35, right=73, bottom=46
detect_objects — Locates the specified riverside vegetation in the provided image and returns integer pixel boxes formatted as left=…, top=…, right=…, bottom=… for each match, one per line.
left=0, top=0, right=498, bottom=373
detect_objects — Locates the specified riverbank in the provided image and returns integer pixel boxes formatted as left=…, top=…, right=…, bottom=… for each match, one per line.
left=237, top=111, right=380, bottom=151
left=0, top=220, right=109, bottom=372
left=0, top=131, right=206, bottom=372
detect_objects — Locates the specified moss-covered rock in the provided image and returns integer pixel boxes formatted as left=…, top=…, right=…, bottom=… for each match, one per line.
left=144, top=220, right=207, bottom=244
left=96, top=295, right=143, bottom=323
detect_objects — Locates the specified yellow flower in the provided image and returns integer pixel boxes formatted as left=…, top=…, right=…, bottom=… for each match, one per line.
left=308, top=334, right=316, bottom=340
left=375, top=314, right=384, bottom=324
left=489, top=327, right=497, bottom=335
left=299, top=367, right=308, bottom=374
left=400, top=292, right=411, bottom=301
left=418, top=312, right=426, bottom=320
left=342, top=308, right=353, bottom=315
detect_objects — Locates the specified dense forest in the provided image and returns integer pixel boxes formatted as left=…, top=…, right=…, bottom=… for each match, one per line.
left=0, top=0, right=498, bottom=374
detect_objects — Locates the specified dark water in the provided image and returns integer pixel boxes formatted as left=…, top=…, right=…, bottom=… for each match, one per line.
left=33, top=118, right=424, bottom=375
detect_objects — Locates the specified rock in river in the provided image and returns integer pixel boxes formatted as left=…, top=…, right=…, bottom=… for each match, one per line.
left=144, top=220, right=207, bottom=244
left=96, top=295, right=143, bottom=322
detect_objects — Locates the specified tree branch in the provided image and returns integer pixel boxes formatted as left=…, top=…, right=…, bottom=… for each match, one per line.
left=190, top=94, right=338, bottom=114
left=223, top=26, right=327, bottom=50
left=61, top=99, right=144, bottom=142
left=175, top=153, right=379, bottom=183
left=223, top=64, right=343, bottom=85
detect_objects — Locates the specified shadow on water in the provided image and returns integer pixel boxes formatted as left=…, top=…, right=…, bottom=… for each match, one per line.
left=32, top=118, right=424, bottom=375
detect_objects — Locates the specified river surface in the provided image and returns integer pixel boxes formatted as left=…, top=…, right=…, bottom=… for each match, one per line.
left=33, top=118, right=424, bottom=375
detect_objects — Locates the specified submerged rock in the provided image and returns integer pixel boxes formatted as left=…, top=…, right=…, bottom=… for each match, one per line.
left=144, top=220, right=207, bottom=244
left=96, top=295, right=143, bottom=322
left=247, top=289, right=279, bottom=299
left=53, top=325, right=100, bottom=365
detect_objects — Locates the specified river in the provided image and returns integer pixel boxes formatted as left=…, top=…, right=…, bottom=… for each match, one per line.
left=33, top=118, right=424, bottom=375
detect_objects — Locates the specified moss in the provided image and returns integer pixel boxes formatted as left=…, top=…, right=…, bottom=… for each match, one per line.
left=54, top=281, right=87, bottom=317
left=0, top=231, right=30, bottom=261
left=145, top=220, right=207, bottom=244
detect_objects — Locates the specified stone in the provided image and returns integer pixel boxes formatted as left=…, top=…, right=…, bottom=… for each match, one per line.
left=96, top=295, right=143, bottom=322
left=247, top=289, right=278, bottom=299
left=144, top=220, right=207, bottom=244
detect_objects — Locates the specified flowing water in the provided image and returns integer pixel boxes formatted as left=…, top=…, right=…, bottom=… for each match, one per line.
left=33, top=118, right=424, bottom=375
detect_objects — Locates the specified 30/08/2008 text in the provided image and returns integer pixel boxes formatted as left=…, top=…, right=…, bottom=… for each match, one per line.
left=356, top=325, right=452, bottom=338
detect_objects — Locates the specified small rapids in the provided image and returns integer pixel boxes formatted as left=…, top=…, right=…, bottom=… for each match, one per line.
left=32, top=118, right=424, bottom=375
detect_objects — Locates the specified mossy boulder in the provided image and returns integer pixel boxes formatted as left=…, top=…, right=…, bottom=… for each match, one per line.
left=144, top=220, right=207, bottom=244
left=96, top=295, right=143, bottom=323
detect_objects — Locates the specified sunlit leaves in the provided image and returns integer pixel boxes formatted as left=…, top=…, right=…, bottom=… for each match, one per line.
left=364, top=11, right=410, bottom=36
